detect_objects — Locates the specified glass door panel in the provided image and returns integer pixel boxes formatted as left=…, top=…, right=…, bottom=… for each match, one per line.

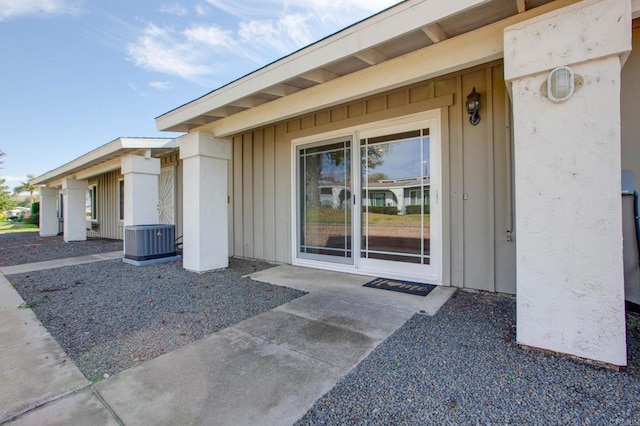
left=361, top=129, right=430, bottom=265
left=298, top=139, right=352, bottom=264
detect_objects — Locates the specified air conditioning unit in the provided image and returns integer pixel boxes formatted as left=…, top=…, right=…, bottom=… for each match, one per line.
left=124, top=224, right=178, bottom=264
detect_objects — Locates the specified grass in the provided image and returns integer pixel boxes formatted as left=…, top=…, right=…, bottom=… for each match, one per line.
left=305, top=206, right=430, bottom=227
left=0, top=219, right=39, bottom=234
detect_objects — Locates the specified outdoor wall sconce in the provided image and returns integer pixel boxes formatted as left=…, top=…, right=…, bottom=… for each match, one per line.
left=547, top=66, right=574, bottom=103
left=466, top=87, right=481, bottom=126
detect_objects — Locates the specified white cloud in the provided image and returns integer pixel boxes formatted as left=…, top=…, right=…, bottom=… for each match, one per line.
left=194, top=4, right=209, bottom=16
left=149, top=81, right=171, bottom=90
left=126, top=23, right=214, bottom=83
left=183, top=25, right=234, bottom=48
left=0, top=0, right=80, bottom=21
left=127, top=0, right=400, bottom=84
left=159, top=3, right=189, bottom=17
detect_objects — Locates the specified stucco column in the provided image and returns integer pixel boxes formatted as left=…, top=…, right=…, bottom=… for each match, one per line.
left=62, top=178, right=88, bottom=242
left=179, top=132, right=231, bottom=272
left=504, top=0, right=632, bottom=366
left=39, top=186, right=59, bottom=237
left=121, top=155, right=161, bottom=226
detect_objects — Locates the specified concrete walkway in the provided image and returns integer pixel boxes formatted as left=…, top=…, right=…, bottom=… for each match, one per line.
left=0, top=251, right=123, bottom=275
left=1, top=260, right=454, bottom=425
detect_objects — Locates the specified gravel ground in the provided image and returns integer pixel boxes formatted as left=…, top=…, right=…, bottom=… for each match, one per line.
left=297, top=291, right=640, bottom=425
left=0, top=233, right=122, bottom=267
left=6, top=256, right=304, bottom=381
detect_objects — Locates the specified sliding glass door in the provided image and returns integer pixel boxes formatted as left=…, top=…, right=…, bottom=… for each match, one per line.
left=297, top=138, right=353, bottom=264
left=294, top=111, right=441, bottom=283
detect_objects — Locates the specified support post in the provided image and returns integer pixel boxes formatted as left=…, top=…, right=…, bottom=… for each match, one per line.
left=39, top=186, right=59, bottom=237
left=62, top=178, right=88, bottom=242
left=504, top=0, right=632, bottom=366
left=121, top=155, right=161, bottom=226
left=179, top=132, right=232, bottom=272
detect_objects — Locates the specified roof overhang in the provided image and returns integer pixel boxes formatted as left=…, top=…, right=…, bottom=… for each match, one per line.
left=156, top=0, right=569, bottom=137
left=32, top=137, right=177, bottom=187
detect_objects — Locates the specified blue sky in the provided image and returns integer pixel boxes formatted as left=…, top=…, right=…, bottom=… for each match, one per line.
left=0, top=0, right=399, bottom=189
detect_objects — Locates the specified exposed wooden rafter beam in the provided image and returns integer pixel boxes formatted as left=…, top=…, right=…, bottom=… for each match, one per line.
left=300, top=68, right=340, bottom=84
left=260, top=84, right=301, bottom=97
left=516, top=0, right=526, bottom=13
left=229, top=97, right=262, bottom=108
left=354, top=49, right=388, bottom=66
left=422, top=23, right=448, bottom=43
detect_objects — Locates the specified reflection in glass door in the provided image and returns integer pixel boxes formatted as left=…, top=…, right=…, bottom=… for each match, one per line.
left=298, top=139, right=352, bottom=264
left=361, top=129, right=431, bottom=265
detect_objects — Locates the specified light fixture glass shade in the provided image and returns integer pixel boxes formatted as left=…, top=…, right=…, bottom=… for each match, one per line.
left=547, top=66, right=574, bottom=103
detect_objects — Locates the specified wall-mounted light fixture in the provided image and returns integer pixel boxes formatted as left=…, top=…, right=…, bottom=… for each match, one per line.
left=547, top=66, right=574, bottom=103
left=466, top=87, right=481, bottom=126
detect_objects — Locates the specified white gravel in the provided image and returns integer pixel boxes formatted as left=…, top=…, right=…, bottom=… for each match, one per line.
left=7, top=257, right=304, bottom=381
left=296, top=291, right=640, bottom=425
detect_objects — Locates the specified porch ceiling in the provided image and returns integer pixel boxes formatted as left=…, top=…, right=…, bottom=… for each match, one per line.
left=32, top=138, right=177, bottom=187
left=155, top=0, right=557, bottom=135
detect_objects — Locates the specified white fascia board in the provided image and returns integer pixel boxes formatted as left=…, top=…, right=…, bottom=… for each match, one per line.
left=201, top=0, right=578, bottom=138
left=32, top=138, right=176, bottom=186
left=155, top=0, right=490, bottom=131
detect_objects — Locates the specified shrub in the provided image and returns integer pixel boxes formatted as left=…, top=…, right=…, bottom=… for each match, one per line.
left=406, top=205, right=430, bottom=215
left=24, top=214, right=39, bottom=225
left=31, top=202, right=40, bottom=216
left=367, top=206, right=398, bottom=215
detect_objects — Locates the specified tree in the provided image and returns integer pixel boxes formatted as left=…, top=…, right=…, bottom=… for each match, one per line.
left=14, top=174, right=38, bottom=206
left=0, top=178, right=16, bottom=213
left=0, top=149, right=5, bottom=168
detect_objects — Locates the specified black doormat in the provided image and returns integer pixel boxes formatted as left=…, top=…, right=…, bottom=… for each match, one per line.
left=363, top=277, right=436, bottom=297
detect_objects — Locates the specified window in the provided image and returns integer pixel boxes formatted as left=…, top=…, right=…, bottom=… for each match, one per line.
left=409, top=189, right=429, bottom=205
left=118, top=179, right=125, bottom=221
left=370, top=192, right=386, bottom=207
left=86, top=185, right=97, bottom=221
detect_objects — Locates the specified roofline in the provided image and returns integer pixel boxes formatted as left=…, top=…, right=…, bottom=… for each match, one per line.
left=155, top=0, right=490, bottom=132
left=154, top=1, right=405, bottom=121
left=32, top=137, right=176, bottom=186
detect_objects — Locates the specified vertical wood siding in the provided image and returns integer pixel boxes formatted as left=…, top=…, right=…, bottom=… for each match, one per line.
left=87, top=169, right=123, bottom=240
left=229, top=60, right=516, bottom=293
left=85, top=151, right=181, bottom=241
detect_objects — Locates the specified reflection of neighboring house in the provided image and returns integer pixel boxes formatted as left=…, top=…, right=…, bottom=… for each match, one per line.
left=5, top=207, right=31, bottom=218
left=31, top=1, right=640, bottom=368
left=318, top=181, right=350, bottom=208
left=363, top=177, right=430, bottom=214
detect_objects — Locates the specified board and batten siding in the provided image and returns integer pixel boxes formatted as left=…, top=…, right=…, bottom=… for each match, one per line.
left=85, top=150, right=182, bottom=241
left=87, top=170, right=123, bottom=240
left=229, top=60, right=516, bottom=294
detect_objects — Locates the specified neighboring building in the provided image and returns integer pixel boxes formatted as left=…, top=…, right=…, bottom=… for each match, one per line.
left=33, top=0, right=640, bottom=367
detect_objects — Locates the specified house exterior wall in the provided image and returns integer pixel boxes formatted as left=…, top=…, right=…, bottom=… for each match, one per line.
left=84, top=151, right=182, bottom=241
left=228, top=61, right=516, bottom=293
left=87, top=170, right=123, bottom=240
left=159, top=151, right=183, bottom=239
left=622, top=21, right=640, bottom=190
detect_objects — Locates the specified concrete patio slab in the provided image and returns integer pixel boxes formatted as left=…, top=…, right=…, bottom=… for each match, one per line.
left=249, top=264, right=456, bottom=315
left=0, top=251, right=123, bottom=276
left=94, top=325, right=345, bottom=426
left=274, top=291, right=413, bottom=340
left=6, top=388, right=118, bottom=426
left=0, top=275, right=90, bottom=424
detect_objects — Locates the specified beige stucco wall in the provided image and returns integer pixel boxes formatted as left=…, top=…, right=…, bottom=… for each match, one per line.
left=228, top=60, right=516, bottom=294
